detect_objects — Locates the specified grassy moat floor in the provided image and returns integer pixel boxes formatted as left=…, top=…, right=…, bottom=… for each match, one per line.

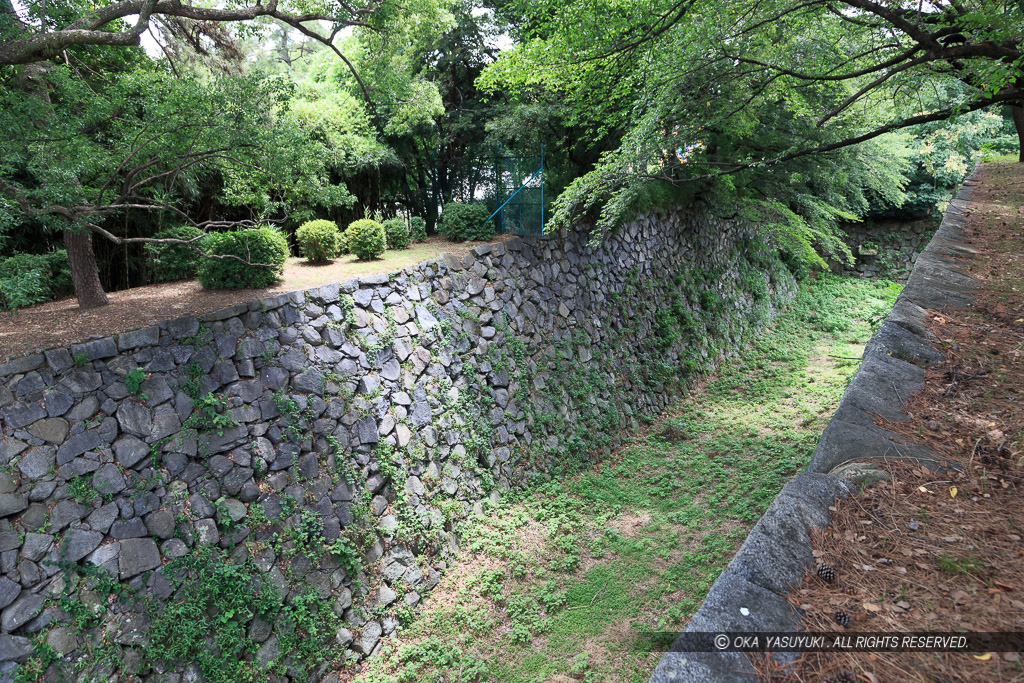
left=345, top=273, right=901, bottom=683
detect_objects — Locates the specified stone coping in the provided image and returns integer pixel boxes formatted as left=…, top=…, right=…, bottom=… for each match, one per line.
left=0, top=239, right=528, bottom=376
left=649, top=173, right=981, bottom=682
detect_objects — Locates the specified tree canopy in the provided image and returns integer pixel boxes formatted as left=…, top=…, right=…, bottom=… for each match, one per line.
left=482, top=0, right=1022, bottom=258
left=0, top=0, right=1018, bottom=309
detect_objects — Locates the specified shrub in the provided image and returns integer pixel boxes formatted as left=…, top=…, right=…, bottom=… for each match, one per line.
left=295, top=219, right=341, bottom=263
left=0, top=268, right=46, bottom=312
left=383, top=218, right=411, bottom=250
left=144, top=225, right=209, bottom=282
left=409, top=216, right=427, bottom=242
left=344, top=219, right=386, bottom=261
left=438, top=203, right=494, bottom=242
left=338, top=231, right=349, bottom=255
left=0, top=250, right=73, bottom=311
left=197, top=227, right=289, bottom=289
left=147, top=545, right=280, bottom=683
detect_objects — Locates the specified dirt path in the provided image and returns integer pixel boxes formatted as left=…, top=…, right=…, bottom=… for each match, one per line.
left=0, top=235, right=512, bottom=362
left=776, top=162, right=1024, bottom=683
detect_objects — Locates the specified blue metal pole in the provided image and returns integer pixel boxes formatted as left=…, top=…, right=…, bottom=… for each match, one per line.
left=540, top=143, right=544, bottom=234
left=495, top=144, right=502, bottom=233
left=480, top=167, right=542, bottom=229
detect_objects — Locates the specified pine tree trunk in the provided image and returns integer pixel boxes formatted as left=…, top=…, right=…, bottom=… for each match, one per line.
left=1012, top=104, right=1024, bottom=163
left=13, top=53, right=112, bottom=309
left=64, top=230, right=109, bottom=309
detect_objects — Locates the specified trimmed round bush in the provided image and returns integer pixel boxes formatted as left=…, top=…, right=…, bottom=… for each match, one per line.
left=383, top=218, right=411, bottom=250
left=437, top=203, right=494, bottom=242
left=197, top=227, right=289, bottom=289
left=344, top=219, right=386, bottom=261
left=409, top=216, right=427, bottom=242
left=144, top=225, right=209, bottom=282
left=295, top=219, right=341, bottom=263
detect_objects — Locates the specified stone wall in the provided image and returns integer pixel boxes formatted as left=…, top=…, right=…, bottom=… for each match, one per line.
left=833, top=218, right=937, bottom=281
left=649, top=175, right=979, bottom=683
left=0, top=206, right=798, bottom=681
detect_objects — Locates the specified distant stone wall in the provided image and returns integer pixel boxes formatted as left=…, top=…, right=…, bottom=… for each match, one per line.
left=0, top=206, right=798, bottom=681
left=834, top=219, right=937, bottom=281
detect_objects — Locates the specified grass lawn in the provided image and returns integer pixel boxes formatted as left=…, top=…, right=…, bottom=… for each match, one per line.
left=353, top=273, right=902, bottom=683
left=979, top=152, right=1019, bottom=164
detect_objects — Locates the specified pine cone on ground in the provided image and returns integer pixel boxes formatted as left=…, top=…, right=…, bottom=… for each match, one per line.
left=824, top=670, right=857, bottom=683
left=834, top=610, right=851, bottom=627
left=816, top=561, right=837, bottom=583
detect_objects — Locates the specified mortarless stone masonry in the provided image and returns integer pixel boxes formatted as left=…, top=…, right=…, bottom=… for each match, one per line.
left=0, top=207, right=799, bottom=681
left=834, top=218, right=937, bottom=281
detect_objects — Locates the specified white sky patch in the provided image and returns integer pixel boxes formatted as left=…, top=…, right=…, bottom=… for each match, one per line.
left=471, top=6, right=515, bottom=52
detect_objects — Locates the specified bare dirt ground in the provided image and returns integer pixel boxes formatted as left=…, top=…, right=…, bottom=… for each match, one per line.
left=0, top=234, right=513, bottom=361
left=763, top=162, right=1024, bottom=683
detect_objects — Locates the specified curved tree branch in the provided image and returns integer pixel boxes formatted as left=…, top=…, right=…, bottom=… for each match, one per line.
left=85, top=221, right=281, bottom=268
left=272, top=14, right=385, bottom=134
left=652, top=88, right=1024, bottom=184
left=723, top=45, right=923, bottom=82
left=0, top=0, right=380, bottom=66
left=815, top=54, right=932, bottom=125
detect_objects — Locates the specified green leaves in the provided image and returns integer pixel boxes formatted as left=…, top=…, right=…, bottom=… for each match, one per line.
left=383, top=79, right=445, bottom=136
left=344, top=218, right=387, bottom=260
left=286, top=81, right=394, bottom=176
left=295, top=218, right=343, bottom=262
left=484, top=0, right=1017, bottom=267
left=437, top=203, right=494, bottom=242
left=0, top=250, right=73, bottom=311
left=1, top=65, right=355, bottom=246
left=149, top=545, right=280, bottom=682
left=197, top=227, right=290, bottom=289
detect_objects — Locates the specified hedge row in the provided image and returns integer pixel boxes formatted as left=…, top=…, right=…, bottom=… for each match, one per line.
left=1, top=210, right=474, bottom=311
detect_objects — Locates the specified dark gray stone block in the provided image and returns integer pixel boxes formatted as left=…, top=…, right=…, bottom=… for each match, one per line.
left=0, top=355, right=44, bottom=378
left=110, top=518, right=148, bottom=539
left=117, top=326, right=160, bottom=351
left=0, top=494, right=27, bottom=518
left=70, top=338, right=117, bottom=361
left=118, top=538, right=161, bottom=578
left=0, top=592, right=45, bottom=632
left=0, top=634, right=31, bottom=662
left=649, top=654, right=734, bottom=683
left=167, top=316, right=200, bottom=339
left=293, top=369, right=324, bottom=395
left=1, top=402, right=45, bottom=430
left=17, top=447, right=54, bottom=479
left=43, top=391, right=73, bottom=417
left=0, top=578, right=21, bottom=610
left=44, top=349, right=73, bottom=374
left=116, top=401, right=152, bottom=438
left=47, top=500, right=87, bottom=532
left=61, top=529, right=104, bottom=562
left=113, top=435, right=149, bottom=469
left=55, top=429, right=102, bottom=464
left=93, top=463, right=126, bottom=495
